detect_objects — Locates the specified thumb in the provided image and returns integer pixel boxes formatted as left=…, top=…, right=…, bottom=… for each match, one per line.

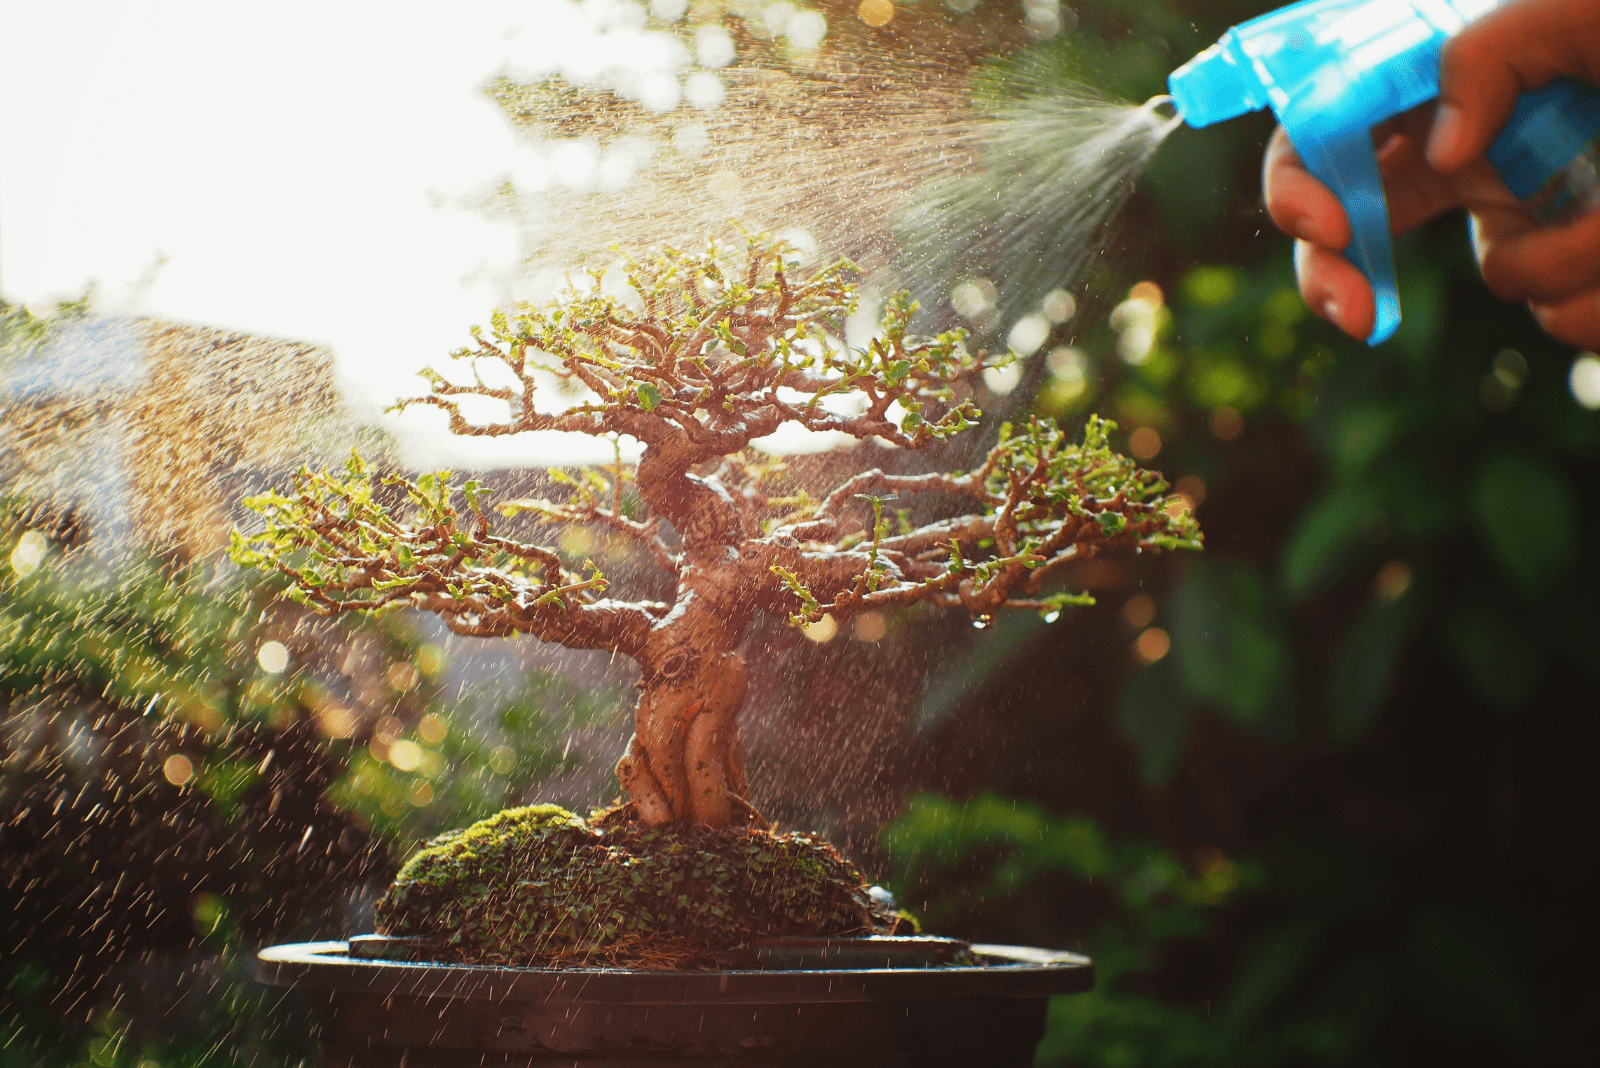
left=1426, top=27, right=1524, bottom=171
left=1428, top=0, right=1600, bottom=172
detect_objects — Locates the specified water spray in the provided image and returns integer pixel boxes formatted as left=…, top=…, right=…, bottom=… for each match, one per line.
left=1164, top=0, right=1600, bottom=345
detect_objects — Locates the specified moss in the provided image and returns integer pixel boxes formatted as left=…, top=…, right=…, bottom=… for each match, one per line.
left=374, top=806, right=889, bottom=968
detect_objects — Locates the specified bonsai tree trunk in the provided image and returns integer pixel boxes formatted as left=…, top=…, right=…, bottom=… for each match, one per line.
left=617, top=649, right=749, bottom=826
left=614, top=532, right=757, bottom=827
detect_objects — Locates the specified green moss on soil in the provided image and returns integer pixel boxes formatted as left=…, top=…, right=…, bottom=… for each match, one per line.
left=374, top=805, right=894, bottom=968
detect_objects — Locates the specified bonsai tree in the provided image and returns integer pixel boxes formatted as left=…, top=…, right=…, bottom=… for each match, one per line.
left=232, top=235, right=1200, bottom=830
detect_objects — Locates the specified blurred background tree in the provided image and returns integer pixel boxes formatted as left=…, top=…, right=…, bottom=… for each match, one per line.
left=0, top=304, right=618, bottom=1065
left=5, top=0, right=1598, bottom=1065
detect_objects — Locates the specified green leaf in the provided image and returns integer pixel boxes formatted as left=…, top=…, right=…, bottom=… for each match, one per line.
left=1116, top=659, right=1192, bottom=784
left=1473, top=451, right=1578, bottom=596
left=1169, top=560, right=1291, bottom=728
left=1095, top=512, right=1127, bottom=535
left=636, top=382, right=662, bottom=411
left=1281, top=483, right=1375, bottom=601
left=1323, top=593, right=1420, bottom=744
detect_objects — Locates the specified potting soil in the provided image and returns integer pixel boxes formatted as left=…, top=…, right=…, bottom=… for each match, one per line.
left=374, top=804, right=899, bottom=969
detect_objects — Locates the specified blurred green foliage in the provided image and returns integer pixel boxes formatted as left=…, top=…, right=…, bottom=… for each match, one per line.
left=878, top=2, right=1598, bottom=1065
left=0, top=485, right=608, bottom=1065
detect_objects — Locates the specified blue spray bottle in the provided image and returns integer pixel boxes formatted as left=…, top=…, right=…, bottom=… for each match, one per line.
left=1168, top=0, right=1600, bottom=344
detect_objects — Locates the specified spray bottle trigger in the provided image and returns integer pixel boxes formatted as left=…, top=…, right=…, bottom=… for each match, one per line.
left=1293, top=128, right=1402, bottom=345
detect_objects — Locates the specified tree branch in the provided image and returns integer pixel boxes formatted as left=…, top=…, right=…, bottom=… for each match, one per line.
left=754, top=415, right=1201, bottom=624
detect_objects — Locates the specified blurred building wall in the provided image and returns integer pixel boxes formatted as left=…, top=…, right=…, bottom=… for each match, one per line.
left=1, top=318, right=342, bottom=559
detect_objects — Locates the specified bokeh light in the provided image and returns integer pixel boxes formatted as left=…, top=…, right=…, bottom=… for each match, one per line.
left=1007, top=313, right=1052, bottom=355
left=854, top=611, right=888, bottom=642
left=1570, top=352, right=1600, bottom=409
left=417, top=713, right=448, bottom=745
left=489, top=745, right=518, bottom=775
left=1040, top=288, right=1077, bottom=323
left=162, top=754, right=194, bottom=786
left=1375, top=559, right=1414, bottom=602
left=8, top=531, right=46, bottom=577
left=983, top=363, right=1023, bottom=395
left=388, top=739, right=424, bottom=773
left=1135, top=627, right=1170, bottom=664
left=1211, top=406, right=1244, bottom=440
left=802, top=613, right=839, bottom=643
left=256, top=640, right=289, bottom=674
left=1129, top=426, right=1162, bottom=460
left=1175, top=474, right=1207, bottom=509
left=1122, top=594, right=1157, bottom=630
left=1045, top=346, right=1088, bottom=403
left=858, top=0, right=894, bottom=27
left=695, top=24, right=736, bottom=67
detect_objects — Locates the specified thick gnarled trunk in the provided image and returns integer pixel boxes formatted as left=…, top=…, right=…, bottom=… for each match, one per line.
left=615, top=651, right=749, bottom=825
left=610, top=460, right=761, bottom=826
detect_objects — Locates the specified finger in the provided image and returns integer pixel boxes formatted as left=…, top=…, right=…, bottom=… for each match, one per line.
left=1372, top=123, right=1464, bottom=233
left=1294, top=239, right=1375, bottom=341
left=1474, top=204, right=1600, bottom=304
left=1263, top=126, right=1350, bottom=248
left=1531, top=291, right=1600, bottom=349
left=1431, top=0, right=1600, bottom=171
left=1266, top=113, right=1465, bottom=246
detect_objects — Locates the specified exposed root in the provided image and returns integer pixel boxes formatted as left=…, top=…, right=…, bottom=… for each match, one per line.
left=728, top=793, right=771, bottom=830
left=614, top=735, right=673, bottom=825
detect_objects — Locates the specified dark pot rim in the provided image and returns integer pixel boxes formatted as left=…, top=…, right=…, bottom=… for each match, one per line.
left=254, top=939, right=1093, bottom=1006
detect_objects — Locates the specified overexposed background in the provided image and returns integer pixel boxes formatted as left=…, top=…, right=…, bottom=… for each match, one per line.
left=0, top=0, right=703, bottom=465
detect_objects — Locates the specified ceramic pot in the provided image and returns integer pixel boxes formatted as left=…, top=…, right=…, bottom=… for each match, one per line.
left=254, top=935, right=1092, bottom=1066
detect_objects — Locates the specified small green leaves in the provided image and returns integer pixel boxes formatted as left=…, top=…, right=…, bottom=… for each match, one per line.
left=783, top=416, right=1200, bottom=624
left=1038, top=590, right=1096, bottom=621
left=1096, top=512, right=1128, bottom=535
left=947, top=538, right=966, bottom=575
left=231, top=450, right=603, bottom=631
left=462, top=478, right=490, bottom=514
left=770, top=565, right=824, bottom=625
left=385, top=234, right=1005, bottom=480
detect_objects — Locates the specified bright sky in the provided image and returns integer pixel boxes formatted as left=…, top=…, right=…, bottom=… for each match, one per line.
left=0, top=0, right=703, bottom=466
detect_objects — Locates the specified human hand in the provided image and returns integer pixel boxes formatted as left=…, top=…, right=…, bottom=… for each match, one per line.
left=1262, top=0, right=1600, bottom=349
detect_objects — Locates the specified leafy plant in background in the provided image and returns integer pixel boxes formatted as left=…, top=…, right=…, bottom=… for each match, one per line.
left=867, top=2, right=1598, bottom=1065
left=0, top=492, right=604, bottom=1065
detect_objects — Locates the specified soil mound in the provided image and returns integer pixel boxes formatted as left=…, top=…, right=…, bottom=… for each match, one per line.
left=375, top=805, right=896, bottom=969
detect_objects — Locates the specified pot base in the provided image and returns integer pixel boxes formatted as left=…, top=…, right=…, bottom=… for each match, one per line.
left=256, top=939, right=1092, bottom=1065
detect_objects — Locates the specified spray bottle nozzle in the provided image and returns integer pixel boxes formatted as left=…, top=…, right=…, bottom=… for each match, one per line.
left=1167, top=36, right=1267, bottom=129
left=1166, top=2, right=1448, bottom=344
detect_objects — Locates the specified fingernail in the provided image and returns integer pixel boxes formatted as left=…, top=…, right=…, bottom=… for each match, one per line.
left=1427, top=103, right=1465, bottom=169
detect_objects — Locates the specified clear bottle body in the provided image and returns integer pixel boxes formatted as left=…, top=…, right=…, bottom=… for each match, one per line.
left=1523, top=141, right=1600, bottom=225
